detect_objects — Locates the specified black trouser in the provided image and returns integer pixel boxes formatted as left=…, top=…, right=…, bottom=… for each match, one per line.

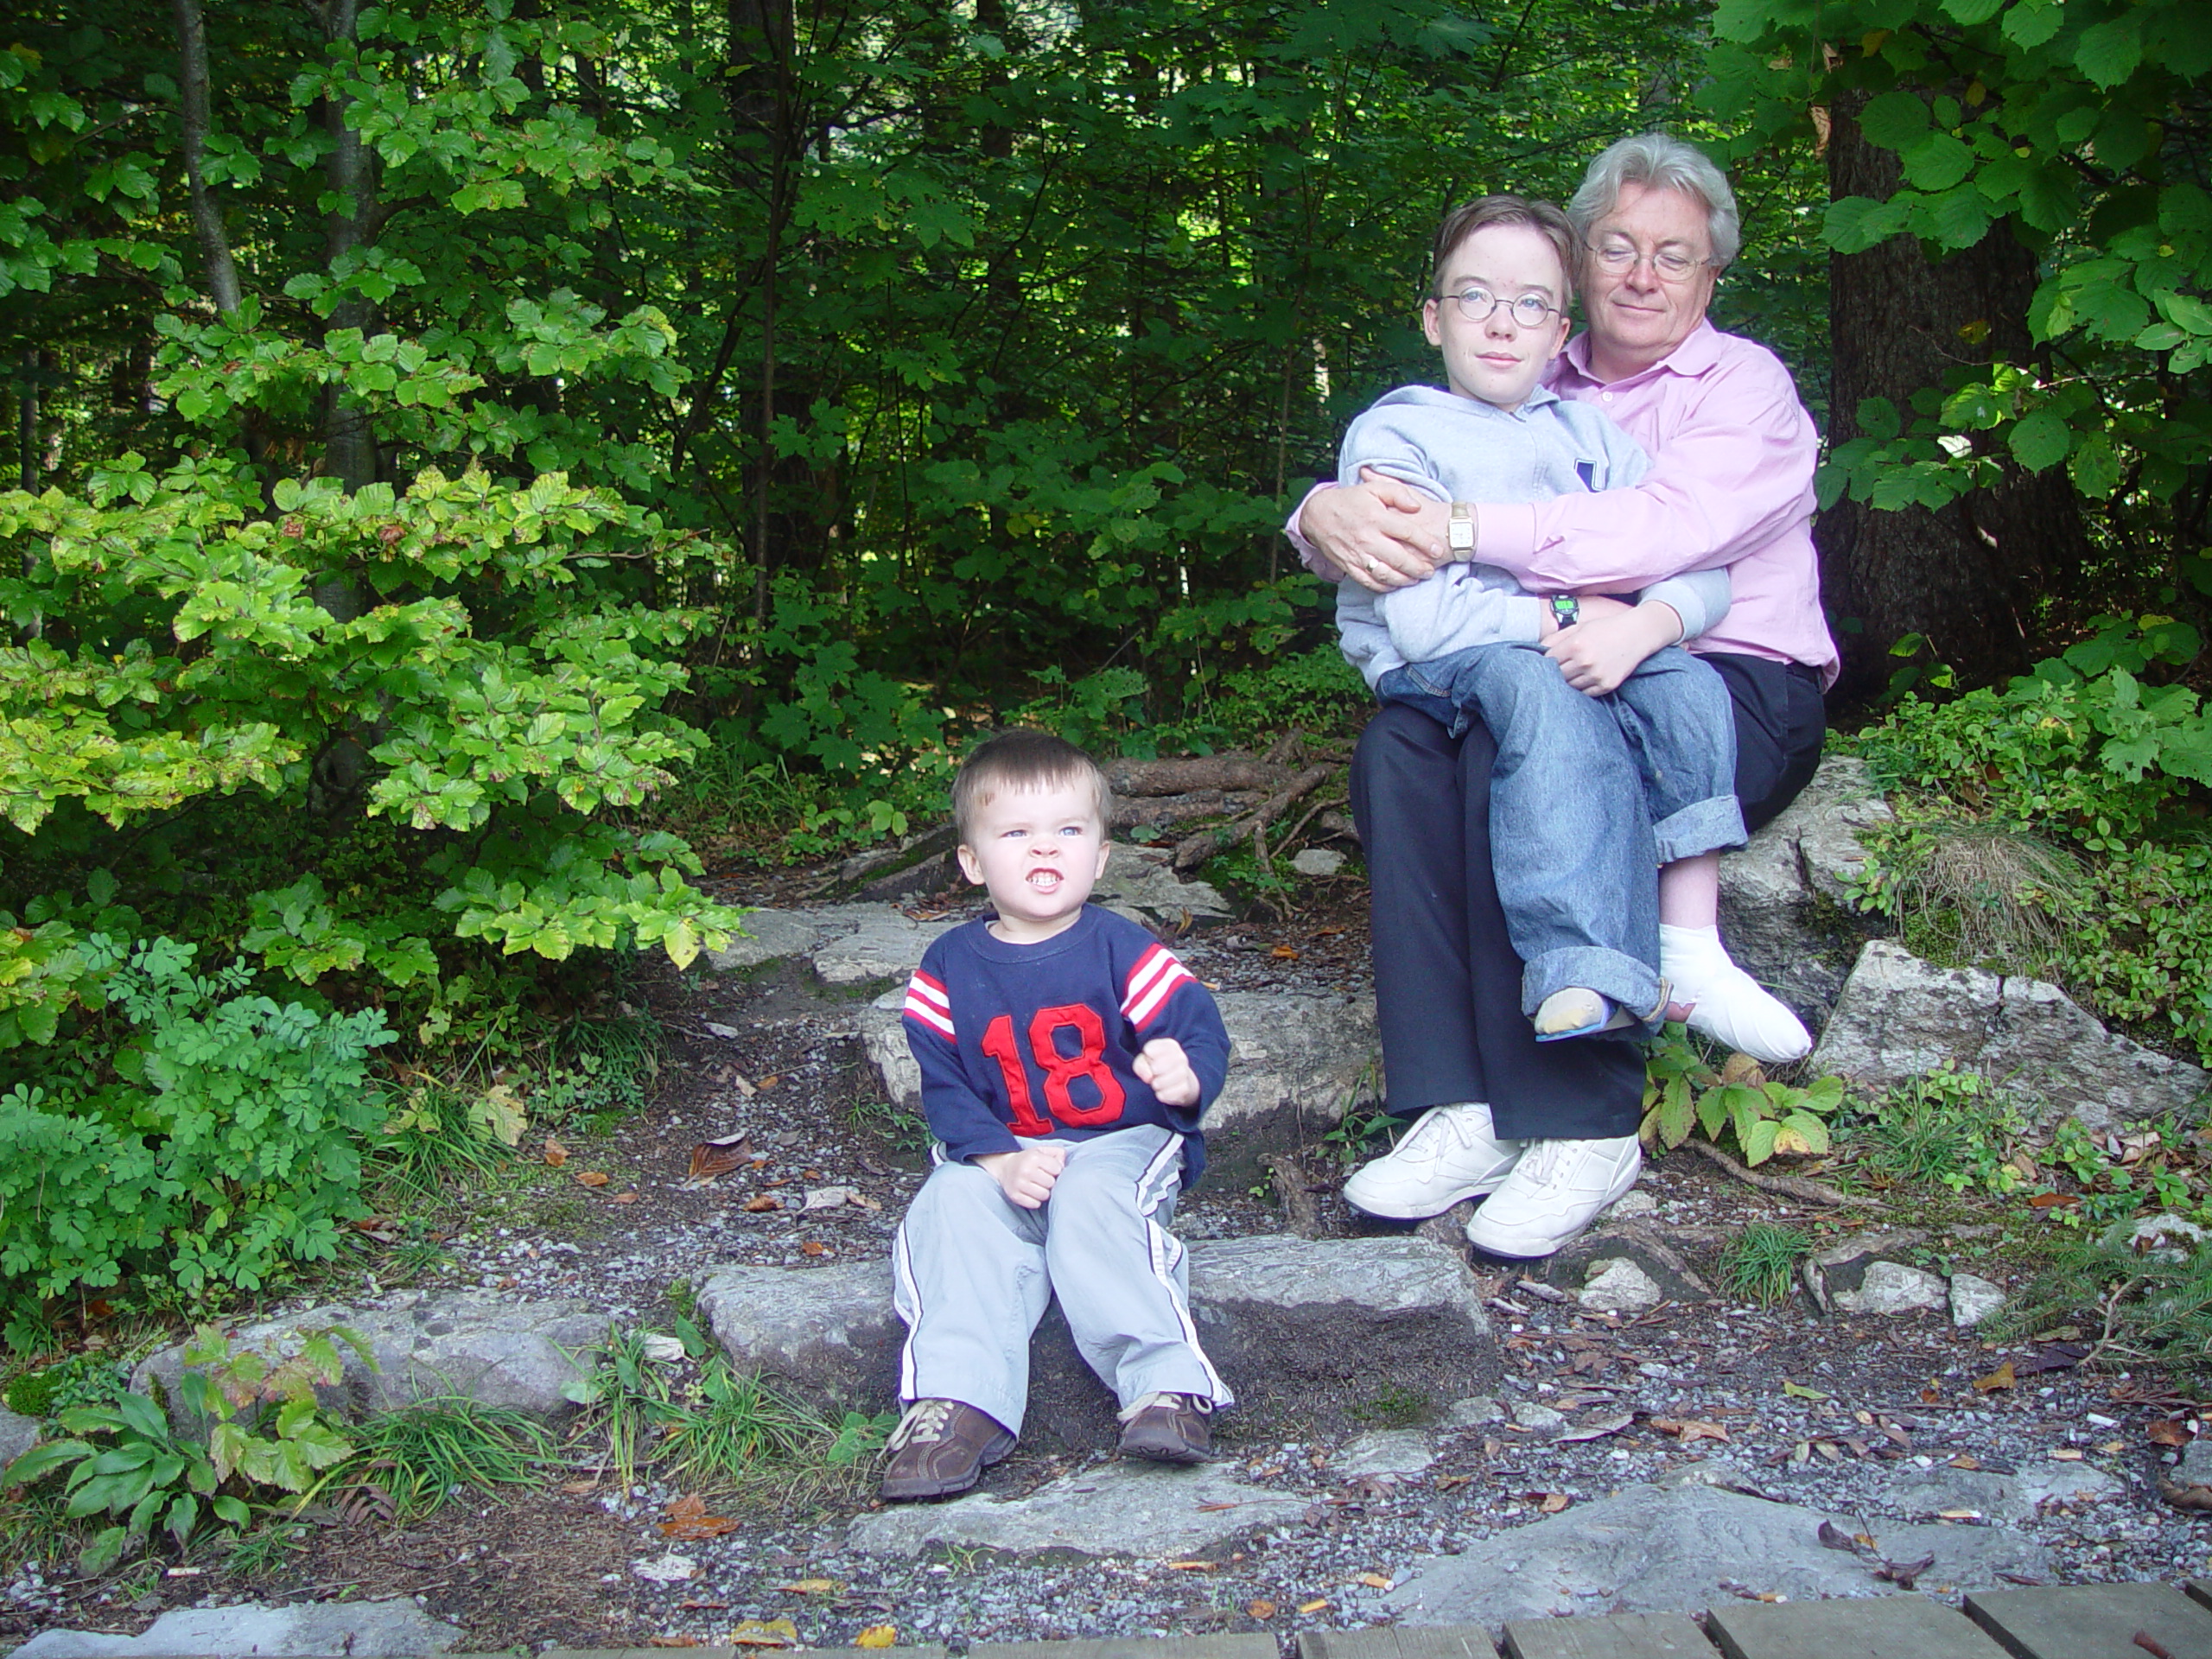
left=1349, top=652, right=1826, bottom=1142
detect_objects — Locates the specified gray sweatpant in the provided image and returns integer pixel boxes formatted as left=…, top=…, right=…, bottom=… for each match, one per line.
left=889, top=1122, right=1232, bottom=1434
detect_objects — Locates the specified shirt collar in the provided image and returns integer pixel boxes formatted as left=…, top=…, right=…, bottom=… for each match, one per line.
left=1558, top=317, right=1722, bottom=389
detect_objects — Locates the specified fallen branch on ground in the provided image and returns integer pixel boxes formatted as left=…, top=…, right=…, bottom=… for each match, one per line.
left=1688, top=1138, right=1856, bottom=1207
left=1173, top=761, right=1338, bottom=872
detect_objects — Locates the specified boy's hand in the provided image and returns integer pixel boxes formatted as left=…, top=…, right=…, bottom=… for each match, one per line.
left=1544, top=599, right=1682, bottom=696
left=1134, top=1038, right=1201, bottom=1108
left=975, top=1144, right=1068, bottom=1208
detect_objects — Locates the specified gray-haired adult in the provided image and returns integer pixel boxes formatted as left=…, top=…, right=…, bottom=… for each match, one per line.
left=1289, top=134, right=1839, bottom=1257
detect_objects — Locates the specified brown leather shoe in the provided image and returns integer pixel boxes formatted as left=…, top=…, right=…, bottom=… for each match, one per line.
left=1116, top=1391, right=1212, bottom=1464
left=878, top=1398, right=1015, bottom=1501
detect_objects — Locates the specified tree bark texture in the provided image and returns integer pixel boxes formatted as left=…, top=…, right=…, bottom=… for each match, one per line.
left=172, top=0, right=244, bottom=316
left=1819, top=91, right=2094, bottom=700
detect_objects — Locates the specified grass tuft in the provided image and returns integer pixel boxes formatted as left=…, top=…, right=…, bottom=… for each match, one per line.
left=330, top=1397, right=556, bottom=1516
left=1719, top=1222, right=1812, bottom=1306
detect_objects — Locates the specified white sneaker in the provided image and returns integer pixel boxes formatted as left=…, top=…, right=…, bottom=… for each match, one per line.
left=1342, top=1103, right=1524, bottom=1220
left=1659, top=923, right=1812, bottom=1065
left=1464, top=1135, right=1642, bottom=1259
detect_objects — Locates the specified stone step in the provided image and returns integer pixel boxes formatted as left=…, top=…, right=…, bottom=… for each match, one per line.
left=1707, top=1592, right=2009, bottom=1656
left=695, top=1232, right=1498, bottom=1452
left=1966, top=1580, right=2212, bottom=1657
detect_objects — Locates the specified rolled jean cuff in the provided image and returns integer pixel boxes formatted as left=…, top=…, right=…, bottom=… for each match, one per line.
left=1652, top=794, right=1748, bottom=867
left=1520, top=947, right=1665, bottom=1031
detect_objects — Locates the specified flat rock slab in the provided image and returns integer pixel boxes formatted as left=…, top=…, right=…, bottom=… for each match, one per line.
left=847, top=1455, right=1308, bottom=1558
left=1382, top=1482, right=2049, bottom=1630
left=1335, top=1427, right=1439, bottom=1477
left=1809, top=940, right=2210, bottom=1131
left=1503, top=1611, right=1713, bottom=1656
left=1883, top=1459, right=2123, bottom=1522
left=1301, top=1628, right=1502, bottom=1659
left=134, top=1290, right=605, bottom=1426
left=1707, top=1593, right=2008, bottom=1657
left=1967, top=1580, right=2212, bottom=1657
left=13, top=1599, right=465, bottom=1657
left=698, top=1235, right=1495, bottom=1448
left=1090, top=845, right=1235, bottom=925
left=703, top=907, right=828, bottom=970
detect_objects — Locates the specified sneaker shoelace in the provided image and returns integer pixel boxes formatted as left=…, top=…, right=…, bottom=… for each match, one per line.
left=1117, top=1390, right=1209, bottom=1424
left=1395, top=1109, right=1477, bottom=1169
left=887, top=1397, right=958, bottom=1449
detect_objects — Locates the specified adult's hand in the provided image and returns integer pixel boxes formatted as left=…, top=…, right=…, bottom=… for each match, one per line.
left=1300, top=469, right=1451, bottom=592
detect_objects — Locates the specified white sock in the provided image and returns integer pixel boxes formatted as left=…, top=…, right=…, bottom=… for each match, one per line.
left=1658, top=923, right=1812, bottom=1065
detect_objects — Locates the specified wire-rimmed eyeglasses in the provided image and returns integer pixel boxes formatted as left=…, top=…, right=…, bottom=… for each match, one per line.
left=1434, top=286, right=1562, bottom=327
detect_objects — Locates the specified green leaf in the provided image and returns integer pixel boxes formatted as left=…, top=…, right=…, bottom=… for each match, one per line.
left=2075, top=14, right=2142, bottom=87
left=1858, top=90, right=1931, bottom=151
left=2008, top=410, right=2072, bottom=473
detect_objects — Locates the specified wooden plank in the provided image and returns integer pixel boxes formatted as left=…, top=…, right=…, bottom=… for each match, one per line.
left=1300, top=1629, right=1502, bottom=1659
left=1502, top=1610, right=1717, bottom=1656
left=1967, top=1582, right=2212, bottom=1659
left=972, top=1639, right=1279, bottom=1659
left=1707, top=1594, right=2011, bottom=1659
left=2190, top=1580, right=2212, bottom=1615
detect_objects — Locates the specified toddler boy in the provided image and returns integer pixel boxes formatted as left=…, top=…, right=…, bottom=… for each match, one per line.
left=882, top=729, right=1233, bottom=1500
left=1333, top=194, right=1745, bottom=1046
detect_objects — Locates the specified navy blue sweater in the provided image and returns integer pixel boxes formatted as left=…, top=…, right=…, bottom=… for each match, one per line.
left=900, top=905, right=1230, bottom=1185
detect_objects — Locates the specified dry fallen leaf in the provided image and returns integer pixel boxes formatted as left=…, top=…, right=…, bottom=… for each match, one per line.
left=2160, top=1478, right=2212, bottom=1510
left=649, top=1639, right=702, bottom=1649
left=2150, top=1420, right=2196, bottom=1447
left=659, top=1494, right=741, bottom=1541
left=575, top=1170, right=611, bottom=1188
left=1974, top=1363, right=2018, bottom=1393
left=1298, top=1599, right=1331, bottom=1615
left=1781, top=1379, right=1829, bottom=1401
left=745, top=1195, right=781, bottom=1213
left=1560, top=1412, right=1636, bottom=1443
left=689, top=1135, right=753, bottom=1182
left=1651, top=1418, right=1731, bottom=1444
left=1920, top=1386, right=1943, bottom=1405
left=543, top=1138, right=569, bottom=1167
left=1357, top=1572, right=1394, bottom=1589
left=1540, top=1493, right=1572, bottom=1514
left=2050, top=1446, right=2086, bottom=1460
left=854, top=1627, right=896, bottom=1650
left=1193, top=1501, right=1240, bottom=1512
left=772, top=1579, right=841, bottom=1595
left=1949, top=1454, right=1983, bottom=1471
left=1248, top=1599, right=1278, bottom=1619
left=611, top=1191, right=639, bottom=1205
left=559, top=1478, right=598, bottom=1495
left=1271, top=944, right=1300, bottom=960
left=1166, top=1560, right=1216, bottom=1572
left=1937, top=1508, right=1982, bottom=1520
left=801, top=1241, right=827, bottom=1256
left=727, top=1620, right=798, bottom=1649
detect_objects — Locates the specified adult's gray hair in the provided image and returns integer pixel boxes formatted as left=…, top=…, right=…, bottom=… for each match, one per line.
left=1567, top=133, right=1742, bottom=271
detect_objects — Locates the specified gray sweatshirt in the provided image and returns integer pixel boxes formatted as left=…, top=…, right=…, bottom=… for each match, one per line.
left=1333, top=384, right=1730, bottom=688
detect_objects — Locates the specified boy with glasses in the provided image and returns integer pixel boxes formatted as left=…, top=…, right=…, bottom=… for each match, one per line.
left=1332, top=195, right=1744, bottom=1070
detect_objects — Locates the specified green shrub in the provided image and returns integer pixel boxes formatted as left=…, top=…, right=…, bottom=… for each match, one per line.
left=1853, top=621, right=2212, bottom=1062
left=0, top=938, right=393, bottom=1346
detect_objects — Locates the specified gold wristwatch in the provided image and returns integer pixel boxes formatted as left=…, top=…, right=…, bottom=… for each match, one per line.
left=1448, top=501, right=1476, bottom=555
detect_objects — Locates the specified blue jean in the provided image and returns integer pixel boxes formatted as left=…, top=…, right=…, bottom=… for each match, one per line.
left=1375, top=642, right=1744, bottom=1026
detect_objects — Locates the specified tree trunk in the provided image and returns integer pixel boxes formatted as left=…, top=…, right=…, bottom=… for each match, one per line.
left=1819, top=91, right=2094, bottom=700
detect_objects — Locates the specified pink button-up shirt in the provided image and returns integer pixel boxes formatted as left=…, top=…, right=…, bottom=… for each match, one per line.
left=1294, top=320, right=1840, bottom=689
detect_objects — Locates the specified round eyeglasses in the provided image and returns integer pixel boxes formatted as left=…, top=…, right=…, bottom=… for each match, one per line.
left=1586, top=238, right=1714, bottom=281
left=1436, top=286, right=1561, bottom=327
